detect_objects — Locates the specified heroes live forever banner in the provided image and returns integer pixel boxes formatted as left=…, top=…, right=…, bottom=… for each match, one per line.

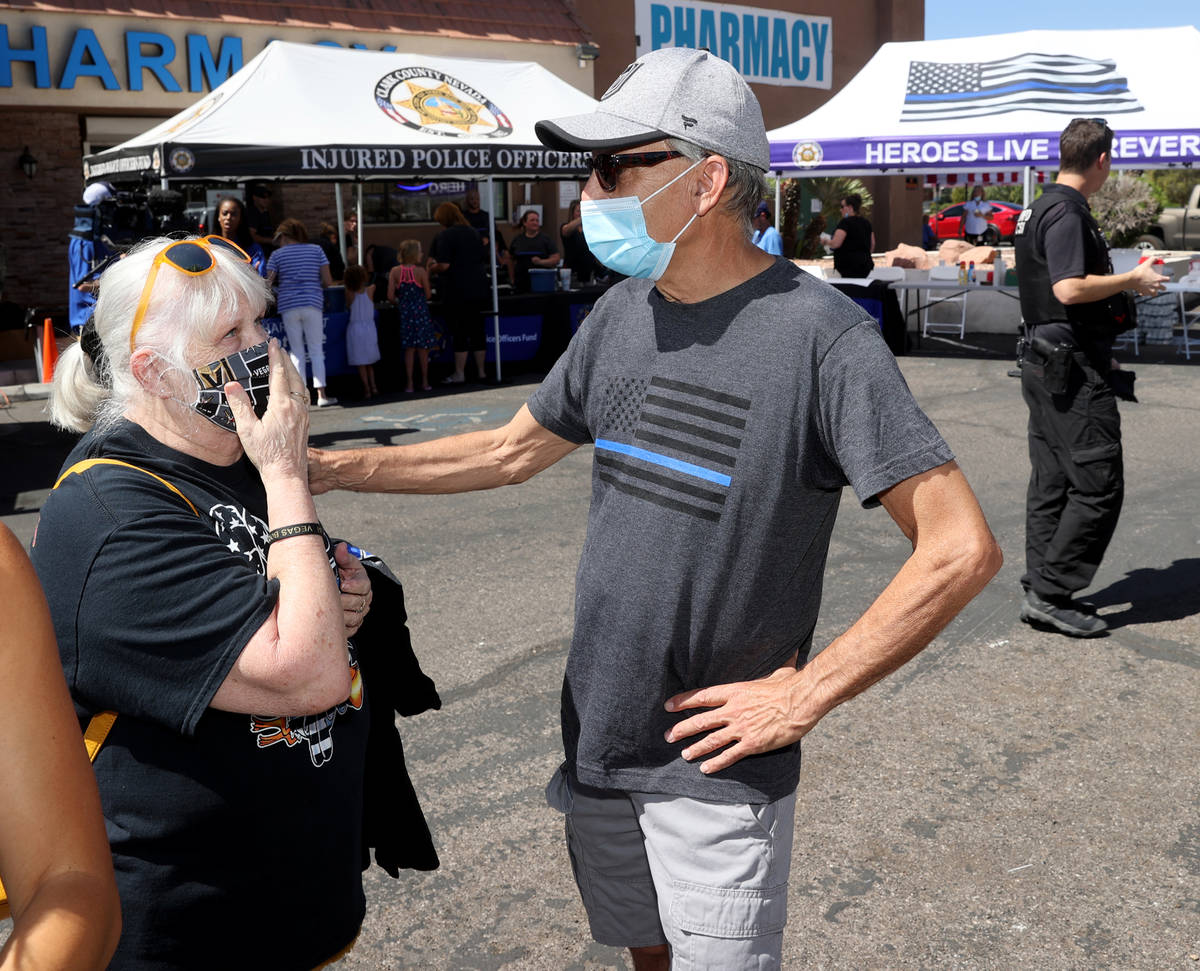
left=634, top=0, right=831, bottom=89
left=772, top=130, right=1200, bottom=172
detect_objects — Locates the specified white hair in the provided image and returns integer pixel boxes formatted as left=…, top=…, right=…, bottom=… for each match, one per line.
left=50, top=236, right=272, bottom=433
left=667, top=137, right=767, bottom=236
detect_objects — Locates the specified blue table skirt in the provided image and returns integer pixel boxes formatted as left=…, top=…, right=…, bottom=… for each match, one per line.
left=264, top=294, right=599, bottom=379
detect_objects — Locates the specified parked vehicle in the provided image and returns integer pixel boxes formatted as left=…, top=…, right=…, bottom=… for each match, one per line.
left=1134, top=183, right=1200, bottom=250
left=926, top=200, right=1022, bottom=246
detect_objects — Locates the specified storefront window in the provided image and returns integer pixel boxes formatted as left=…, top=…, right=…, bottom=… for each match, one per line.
left=361, top=181, right=508, bottom=224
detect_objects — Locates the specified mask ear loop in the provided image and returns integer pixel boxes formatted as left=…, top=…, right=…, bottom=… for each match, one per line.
left=645, top=158, right=704, bottom=247
left=641, top=157, right=704, bottom=205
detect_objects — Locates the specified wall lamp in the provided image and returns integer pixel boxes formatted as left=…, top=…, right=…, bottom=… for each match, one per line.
left=576, top=43, right=600, bottom=69
left=18, top=146, right=37, bottom=179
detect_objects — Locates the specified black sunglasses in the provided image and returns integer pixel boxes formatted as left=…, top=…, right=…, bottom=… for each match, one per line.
left=586, top=151, right=685, bottom=192
left=1071, top=117, right=1109, bottom=128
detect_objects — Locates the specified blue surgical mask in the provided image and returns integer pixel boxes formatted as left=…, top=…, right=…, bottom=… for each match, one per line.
left=580, top=159, right=702, bottom=281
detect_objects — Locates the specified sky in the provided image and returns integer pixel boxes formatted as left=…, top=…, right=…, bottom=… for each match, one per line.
left=924, top=1, right=1199, bottom=40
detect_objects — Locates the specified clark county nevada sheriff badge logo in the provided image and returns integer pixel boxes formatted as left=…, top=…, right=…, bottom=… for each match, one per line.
left=375, top=68, right=513, bottom=139
left=791, top=141, right=823, bottom=168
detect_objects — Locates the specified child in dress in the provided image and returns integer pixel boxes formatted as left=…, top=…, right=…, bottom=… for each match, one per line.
left=388, top=239, right=436, bottom=393
left=342, top=263, right=380, bottom=399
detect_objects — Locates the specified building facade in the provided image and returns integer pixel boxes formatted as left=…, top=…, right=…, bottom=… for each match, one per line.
left=1, top=0, right=922, bottom=324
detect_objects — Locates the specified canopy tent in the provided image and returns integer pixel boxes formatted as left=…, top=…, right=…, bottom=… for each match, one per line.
left=767, top=26, right=1200, bottom=180
left=83, top=42, right=600, bottom=380
left=82, top=41, right=598, bottom=183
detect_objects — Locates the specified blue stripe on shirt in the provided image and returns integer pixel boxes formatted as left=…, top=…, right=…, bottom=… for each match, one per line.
left=594, top=439, right=732, bottom=486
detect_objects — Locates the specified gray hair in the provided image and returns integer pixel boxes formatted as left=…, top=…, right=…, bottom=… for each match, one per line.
left=667, top=137, right=766, bottom=236
left=50, top=236, right=272, bottom=433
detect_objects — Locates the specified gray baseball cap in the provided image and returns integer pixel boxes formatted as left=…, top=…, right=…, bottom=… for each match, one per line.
left=536, top=47, right=770, bottom=171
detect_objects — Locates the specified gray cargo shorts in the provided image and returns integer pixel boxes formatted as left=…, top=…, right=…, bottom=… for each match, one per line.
left=546, top=764, right=797, bottom=969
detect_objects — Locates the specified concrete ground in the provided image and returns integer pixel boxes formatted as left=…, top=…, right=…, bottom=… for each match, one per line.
left=1, top=333, right=1197, bottom=969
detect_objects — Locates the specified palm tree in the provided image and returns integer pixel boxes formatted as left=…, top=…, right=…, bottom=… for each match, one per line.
left=783, top=177, right=874, bottom=259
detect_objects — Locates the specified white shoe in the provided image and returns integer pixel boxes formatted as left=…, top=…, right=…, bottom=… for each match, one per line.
left=316, top=396, right=338, bottom=407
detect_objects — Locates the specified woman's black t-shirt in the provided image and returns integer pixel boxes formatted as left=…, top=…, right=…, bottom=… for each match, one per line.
left=31, top=419, right=368, bottom=969
left=833, top=214, right=874, bottom=278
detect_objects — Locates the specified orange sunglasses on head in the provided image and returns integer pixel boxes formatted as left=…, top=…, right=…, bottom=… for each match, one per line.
left=128, top=235, right=251, bottom=351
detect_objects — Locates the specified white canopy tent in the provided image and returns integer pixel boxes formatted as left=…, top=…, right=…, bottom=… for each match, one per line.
left=83, top=41, right=601, bottom=378
left=767, top=26, right=1200, bottom=205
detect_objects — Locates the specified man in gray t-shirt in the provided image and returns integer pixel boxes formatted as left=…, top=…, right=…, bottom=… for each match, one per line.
left=310, top=47, right=1001, bottom=971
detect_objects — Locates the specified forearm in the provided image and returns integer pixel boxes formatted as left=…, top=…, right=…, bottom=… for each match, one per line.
left=262, top=473, right=342, bottom=652
left=1053, top=273, right=1131, bottom=304
left=1, top=872, right=121, bottom=971
left=311, top=405, right=576, bottom=496
left=317, top=429, right=523, bottom=494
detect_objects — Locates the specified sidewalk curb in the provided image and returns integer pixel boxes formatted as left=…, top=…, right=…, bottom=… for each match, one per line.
left=1, top=384, right=51, bottom=404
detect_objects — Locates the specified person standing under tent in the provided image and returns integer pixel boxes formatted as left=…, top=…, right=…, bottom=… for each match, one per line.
left=750, top=201, right=783, bottom=255
left=389, top=239, right=436, bottom=394
left=508, top=210, right=560, bottom=292
left=343, top=263, right=379, bottom=400
left=821, top=194, right=875, bottom=278
left=266, top=219, right=337, bottom=407
left=962, top=186, right=995, bottom=245
left=428, top=203, right=490, bottom=385
left=215, top=197, right=266, bottom=276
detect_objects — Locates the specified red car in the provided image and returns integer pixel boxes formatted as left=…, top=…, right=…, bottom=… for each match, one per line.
left=927, top=200, right=1022, bottom=245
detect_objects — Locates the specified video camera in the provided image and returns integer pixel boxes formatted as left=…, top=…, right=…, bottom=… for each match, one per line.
left=92, top=185, right=191, bottom=251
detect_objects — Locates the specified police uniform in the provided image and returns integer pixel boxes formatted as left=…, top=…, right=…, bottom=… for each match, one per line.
left=1013, top=183, right=1128, bottom=603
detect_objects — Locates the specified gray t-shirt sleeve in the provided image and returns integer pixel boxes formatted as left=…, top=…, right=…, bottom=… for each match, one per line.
left=528, top=322, right=595, bottom=445
left=1041, top=204, right=1088, bottom=283
left=816, top=321, right=955, bottom=507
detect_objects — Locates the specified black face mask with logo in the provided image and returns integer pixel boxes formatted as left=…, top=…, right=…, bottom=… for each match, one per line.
left=190, top=339, right=272, bottom=431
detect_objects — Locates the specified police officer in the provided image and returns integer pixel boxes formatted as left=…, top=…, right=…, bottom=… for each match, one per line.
left=1013, top=118, right=1166, bottom=637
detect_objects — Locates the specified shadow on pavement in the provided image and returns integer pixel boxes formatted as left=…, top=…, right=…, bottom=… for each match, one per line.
left=308, top=427, right=421, bottom=450
left=0, top=417, right=77, bottom=510
left=1089, top=558, right=1200, bottom=628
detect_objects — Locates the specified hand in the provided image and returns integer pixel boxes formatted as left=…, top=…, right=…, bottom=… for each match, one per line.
left=1129, top=260, right=1169, bottom=296
left=664, top=663, right=814, bottom=775
left=225, top=339, right=310, bottom=480
left=334, top=542, right=372, bottom=637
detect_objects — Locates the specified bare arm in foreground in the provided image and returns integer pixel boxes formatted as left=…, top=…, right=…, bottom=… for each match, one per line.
left=0, top=524, right=121, bottom=971
left=308, top=403, right=579, bottom=496
left=665, top=459, right=1003, bottom=774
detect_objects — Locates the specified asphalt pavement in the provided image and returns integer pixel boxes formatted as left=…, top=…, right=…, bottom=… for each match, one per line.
left=1, top=336, right=1197, bottom=969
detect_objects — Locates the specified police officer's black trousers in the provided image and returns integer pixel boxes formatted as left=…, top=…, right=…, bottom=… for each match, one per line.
left=1021, top=356, right=1124, bottom=599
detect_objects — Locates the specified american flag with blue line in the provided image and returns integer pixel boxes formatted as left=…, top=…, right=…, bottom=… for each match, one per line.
left=594, top=375, right=749, bottom=523
left=902, top=52, right=1143, bottom=122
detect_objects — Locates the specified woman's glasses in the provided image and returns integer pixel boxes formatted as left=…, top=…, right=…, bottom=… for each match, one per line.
left=586, top=151, right=685, bottom=192
left=129, top=235, right=251, bottom=351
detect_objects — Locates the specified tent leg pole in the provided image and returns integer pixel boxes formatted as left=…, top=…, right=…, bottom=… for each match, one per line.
left=1023, top=166, right=1033, bottom=208
left=487, top=175, right=501, bottom=383
left=335, top=185, right=346, bottom=266
left=774, top=173, right=781, bottom=226
left=355, top=184, right=364, bottom=263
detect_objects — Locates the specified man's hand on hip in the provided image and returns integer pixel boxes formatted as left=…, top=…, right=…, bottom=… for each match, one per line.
left=664, top=655, right=819, bottom=775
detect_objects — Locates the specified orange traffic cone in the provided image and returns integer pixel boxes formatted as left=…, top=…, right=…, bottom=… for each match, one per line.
left=41, top=317, right=58, bottom=383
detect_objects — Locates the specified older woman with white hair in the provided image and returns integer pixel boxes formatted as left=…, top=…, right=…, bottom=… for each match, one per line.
left=32, top=235, right=375, bottom=969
